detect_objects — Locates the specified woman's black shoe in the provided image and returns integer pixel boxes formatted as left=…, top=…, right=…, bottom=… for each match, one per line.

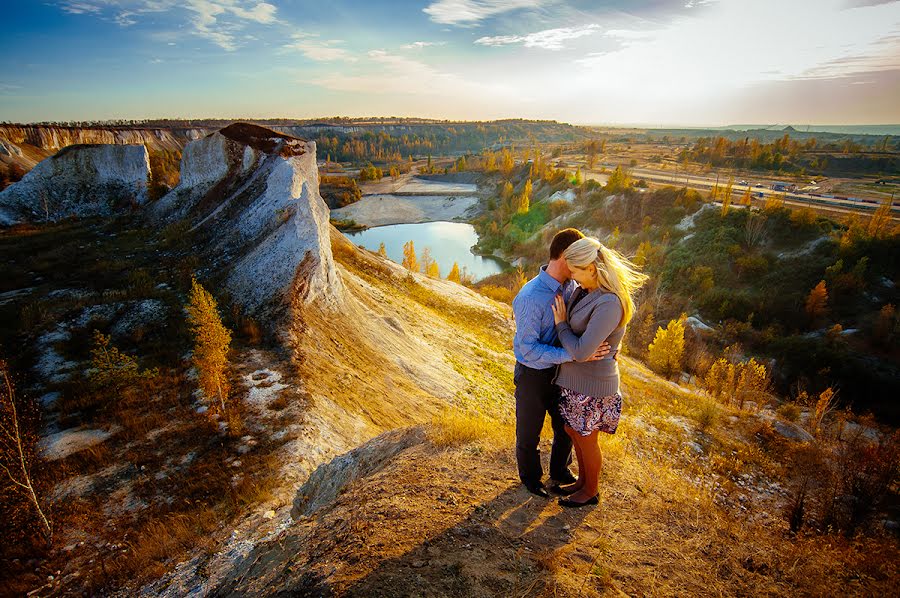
left=558, top=494, right=599, bottom=508
left=549, top=484, right=579, bottom=496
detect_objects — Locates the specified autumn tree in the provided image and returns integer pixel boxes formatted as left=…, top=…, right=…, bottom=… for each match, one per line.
left=606, top=166, right=631, bottom=192
left=402, top=240, right=419, bottom=272
left=377, top=242, right=387, bottom=258
left=573, top=167, right=583, bottom=185
left=447, top=262, right=461, bottom=283
left=185, top=278, right=232, bottom=413
left=721, top=176, right=733, bottom=215
left=500, top=148, right=514, bottom=177
left=804, top=280, right=829, bottom=322
left=867, top=199, right=893, bottom=238
left=647, top=315, right=686, bottom=378
left=455, top=155, right=467, bottom=172
left=740, top=186, right=752, bottom=206
left=517, top=180, right=532, bottom=214
left=0, top=361, right=51, bottom=541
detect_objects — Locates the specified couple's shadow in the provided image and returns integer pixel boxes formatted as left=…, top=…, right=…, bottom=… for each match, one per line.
left=339, top=483, right=594, bottom=597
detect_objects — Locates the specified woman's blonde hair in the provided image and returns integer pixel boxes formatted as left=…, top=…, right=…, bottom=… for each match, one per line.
left=563, top=237, right=648, bottom=326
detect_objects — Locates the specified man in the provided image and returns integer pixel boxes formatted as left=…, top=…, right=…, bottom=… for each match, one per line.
left=512, top=228, right=611, bottom=498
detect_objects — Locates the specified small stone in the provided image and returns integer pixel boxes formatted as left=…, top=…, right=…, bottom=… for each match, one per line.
left=411, top=560, right=427, bottom=568
left=263, top=510, right=276, bottom=519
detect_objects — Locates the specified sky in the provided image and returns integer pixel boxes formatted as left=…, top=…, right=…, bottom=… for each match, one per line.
left=0, top=0, right=898, bottom=125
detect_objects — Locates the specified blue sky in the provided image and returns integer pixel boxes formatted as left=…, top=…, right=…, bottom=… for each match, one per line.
left=1, top=0, right=898, bottom=124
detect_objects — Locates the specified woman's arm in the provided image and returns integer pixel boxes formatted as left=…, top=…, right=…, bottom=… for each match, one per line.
left=555, top=296, right=623, bottom=362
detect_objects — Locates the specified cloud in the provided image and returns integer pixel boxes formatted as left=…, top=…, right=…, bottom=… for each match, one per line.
left=401, top=41, right=446, bottom=50
left=284, top=34, right=356, bottom=62
left=59, top=2, right=103, bottom=14
left=55, top=1, right=281, bottom=50
left=423, top=0, right=547, bottom=26
left=475, top=24, right=600, bottom=50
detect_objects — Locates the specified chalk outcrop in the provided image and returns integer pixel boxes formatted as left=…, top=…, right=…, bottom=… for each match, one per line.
left=0, top=144, right=150, bottom=226
left=154, top=123, right=343, bottom=318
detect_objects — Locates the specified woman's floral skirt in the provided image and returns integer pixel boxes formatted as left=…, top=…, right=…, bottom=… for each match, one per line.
left=558, top=387, right=622, bottom=436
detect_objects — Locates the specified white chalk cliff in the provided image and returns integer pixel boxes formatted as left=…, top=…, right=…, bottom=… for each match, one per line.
left=0, top=144, right=150, bottom=226
left=153, top=123, right=343, bottom=319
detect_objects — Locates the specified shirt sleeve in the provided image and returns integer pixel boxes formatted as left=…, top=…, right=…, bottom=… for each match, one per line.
left=513, top=296, right=571, bottom=367
left=555, top=296, right=623, bottom=362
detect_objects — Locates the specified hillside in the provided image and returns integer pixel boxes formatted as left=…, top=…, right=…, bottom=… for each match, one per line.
left=0, top=126, right=896, bottom=597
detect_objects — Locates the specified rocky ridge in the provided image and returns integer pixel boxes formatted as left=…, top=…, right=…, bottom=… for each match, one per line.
left=153, top=123, right=343, bottom=320
left=0, top=144, right=151, bottom=225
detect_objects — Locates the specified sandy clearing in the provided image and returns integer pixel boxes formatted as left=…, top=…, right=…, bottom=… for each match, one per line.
left=331, top=194, right=479, bottom=227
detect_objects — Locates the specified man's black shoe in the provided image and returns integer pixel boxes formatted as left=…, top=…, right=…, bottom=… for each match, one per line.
left=524, top=483, right=550, bottom=498
left=551, top=471, right=578, bottom=486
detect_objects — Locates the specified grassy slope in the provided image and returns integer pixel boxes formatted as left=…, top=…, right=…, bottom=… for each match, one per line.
left=205, top=238, right=897, bottom=596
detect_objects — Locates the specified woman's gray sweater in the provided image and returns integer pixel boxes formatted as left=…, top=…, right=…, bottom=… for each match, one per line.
left=553, top=288, right=624, bottom=398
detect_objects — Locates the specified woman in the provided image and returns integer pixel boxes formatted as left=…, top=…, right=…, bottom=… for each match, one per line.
left=550, top=237, right=647, bottom=507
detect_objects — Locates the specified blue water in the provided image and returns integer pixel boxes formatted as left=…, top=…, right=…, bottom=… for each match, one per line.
left=345, top=221, right=506, bottom=281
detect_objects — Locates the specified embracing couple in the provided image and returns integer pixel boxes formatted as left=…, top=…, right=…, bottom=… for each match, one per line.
left=512, top=228, right=647, bottom=507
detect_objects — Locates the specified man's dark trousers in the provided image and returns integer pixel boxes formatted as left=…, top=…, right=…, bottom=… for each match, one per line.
left=514, top=362, right=573, bottom=486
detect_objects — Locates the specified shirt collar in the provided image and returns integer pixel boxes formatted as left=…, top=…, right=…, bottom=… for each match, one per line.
left=538, top=264, right=565, bottom=292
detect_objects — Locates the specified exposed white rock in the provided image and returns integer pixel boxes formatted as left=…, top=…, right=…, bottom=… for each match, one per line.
left=39, top=426, right=118, bottom=460
left=547, top=189, right=576, bottom=203
left=153, top=124, right=343, bottom=319
left=0, top=144, right=150, bottom=225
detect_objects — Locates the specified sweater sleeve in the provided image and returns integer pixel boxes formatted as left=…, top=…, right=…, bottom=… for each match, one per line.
left=555, top=296, right=623, bottom=362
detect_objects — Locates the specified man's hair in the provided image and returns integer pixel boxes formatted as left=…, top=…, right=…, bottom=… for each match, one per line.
left=549, top=228, right=585, bottom=260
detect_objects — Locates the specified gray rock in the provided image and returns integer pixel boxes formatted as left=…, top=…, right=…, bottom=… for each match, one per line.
left=771, top=420, right=815, bottom=443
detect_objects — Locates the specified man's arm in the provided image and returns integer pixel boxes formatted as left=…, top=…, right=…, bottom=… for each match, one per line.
left=514, top=298, right=571, bottom=368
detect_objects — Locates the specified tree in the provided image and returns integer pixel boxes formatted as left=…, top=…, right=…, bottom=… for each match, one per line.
left=377, top=242, right=387, bottom=258
left=500, top=148, right=514, bottom=176
left=647, top=315, right=686, bottom=378
left=804, top=280, right=829, bottom=321
left=0, top=361, right=51, bottom=542
left=867, top=199, right=893, bottom=238
left=402, top=240, right=419, bottom=272
left=455, top=155, right=467, bottom=172
left=447, top=262, right=461, bottom=283
left=89, top=330, right=157, bottom=391
left=740, top=186, right=752, bottom=206
left=427, top=260, right=440, bottom=278
left=421, top=247, right=437, bottom=276
left=185, top=277, right=232, bottom=413
left=517, top=180, right=532, bottom=214
left=606, top=166, right=631, bottom=192
left=573, top=167, right=583, bottom=185
left=721, top=176, right=734, bottom=215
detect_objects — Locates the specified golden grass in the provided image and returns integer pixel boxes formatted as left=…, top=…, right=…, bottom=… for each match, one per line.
left=428, top=409, right=515, bottom=448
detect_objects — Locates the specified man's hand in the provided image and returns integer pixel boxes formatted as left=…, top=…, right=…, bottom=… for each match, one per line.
left=586, top=341, right=613, bottom=361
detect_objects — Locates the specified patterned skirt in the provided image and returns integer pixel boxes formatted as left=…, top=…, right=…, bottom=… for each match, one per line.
left=558, top=387, right=622, bottom=437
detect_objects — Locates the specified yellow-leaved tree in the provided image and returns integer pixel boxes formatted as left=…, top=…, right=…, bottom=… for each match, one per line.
left=447, top=262, right=461, bottom=283
left=402, top=240, right=418, bottom=272
left=647, top=315, right=686, bottom=378
left=185, top=277, right=232, bottom=413
left=377, top=242, right=387, bottom=258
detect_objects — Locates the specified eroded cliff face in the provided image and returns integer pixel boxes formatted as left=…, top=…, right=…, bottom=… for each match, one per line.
left=0, top=144, right=151, bottom=225
left=0, top=125, right=204, bottom=158
left=153, top=123, right=343, bottom=321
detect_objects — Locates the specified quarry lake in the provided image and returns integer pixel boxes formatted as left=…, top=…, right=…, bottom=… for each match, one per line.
left=345, top=221, right=506, bottom=281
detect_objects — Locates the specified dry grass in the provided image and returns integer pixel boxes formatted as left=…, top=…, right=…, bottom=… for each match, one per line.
left=428, top=409, right=515, bottom=448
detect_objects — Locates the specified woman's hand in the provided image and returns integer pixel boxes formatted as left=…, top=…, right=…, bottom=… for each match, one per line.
left=552, top=294, right=567, bottom=325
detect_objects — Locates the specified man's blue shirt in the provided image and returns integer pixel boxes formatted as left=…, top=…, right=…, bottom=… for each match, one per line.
left=512, top=266, right=576, bottom=370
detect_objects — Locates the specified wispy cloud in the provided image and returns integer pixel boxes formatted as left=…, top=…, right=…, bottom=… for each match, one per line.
left=423, top=0, right=547, bottom=26
left=284, top=33, right=356, bottom=62
left=401, top=41, right=446, bottom=50
left=475, top=24, right=600, bottom=50
left=59, top=1, right=103, bottom=14
left=55, top=0, right=281, bottom=50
